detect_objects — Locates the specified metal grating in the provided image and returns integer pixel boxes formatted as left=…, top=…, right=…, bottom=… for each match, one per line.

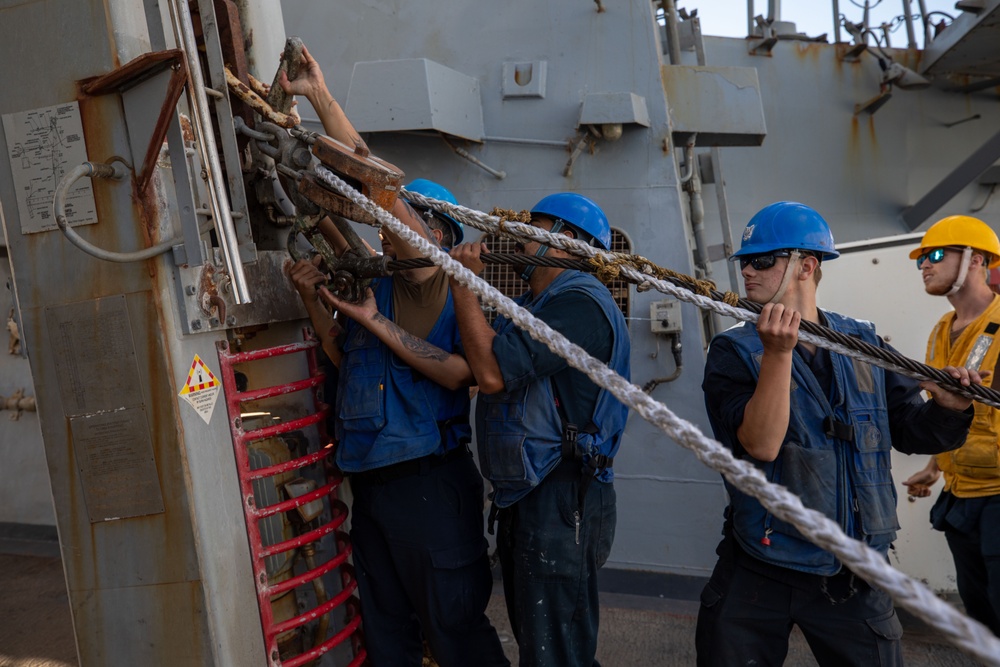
left=480, top=229, right=631, bottom=324
left=217, top=335, right=365, bottom=667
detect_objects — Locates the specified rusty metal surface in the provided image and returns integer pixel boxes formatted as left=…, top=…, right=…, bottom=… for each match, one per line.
left=296, top=172, right=381, bottom=226
left=176, top=250, right=309, bottom=334
left=82, top=50, right=188, bottom=192
left=310, top=135, right=404, bottom=211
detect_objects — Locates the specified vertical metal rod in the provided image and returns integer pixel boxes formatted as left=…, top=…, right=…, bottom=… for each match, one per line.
left=688, top=18, right=723, bottom=336
left=862, top=0, right=871, bottom=44
left=694, top=13, right=741, bottom=296
left=903, top=0, right=917, bottom=48
left=747, top=0, right=755, bottom=36
left=833, top=0, right=843, bottom=43
left=661, top=0, right=683, bottom=65
left=767, top=0, right=780, bottom=22
left=711, top=148, right=741, bottom=294
left=692, top=16, right=706, bottom=65
left=168, top=0, right=252, bottom=304
left=916, top=0, right=933, bottom=46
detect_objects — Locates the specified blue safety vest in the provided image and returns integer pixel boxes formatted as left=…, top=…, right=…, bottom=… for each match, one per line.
left=335, top=277, right=470, bottom=473
left=477, top=270, right=631, bottom=508
left=718, top=311, right=898, bottom=575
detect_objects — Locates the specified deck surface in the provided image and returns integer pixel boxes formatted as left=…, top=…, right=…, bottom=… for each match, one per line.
left=0, top=538, right=983, bottom=667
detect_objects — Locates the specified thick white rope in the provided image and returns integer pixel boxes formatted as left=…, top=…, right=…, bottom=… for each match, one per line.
left=316, top=167, right=1000, bottom=664
left=400, top=189, right=1000, bottom=410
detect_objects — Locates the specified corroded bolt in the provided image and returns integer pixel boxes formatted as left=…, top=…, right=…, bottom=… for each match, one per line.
left=191, top=319, right=202, bottom=330
left=209, top=317, right=220, bottom=327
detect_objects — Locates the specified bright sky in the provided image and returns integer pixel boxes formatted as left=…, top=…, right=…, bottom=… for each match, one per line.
left=691, top=0, right=962, bottom=48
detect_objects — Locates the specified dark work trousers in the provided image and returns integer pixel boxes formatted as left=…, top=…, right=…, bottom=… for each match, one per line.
left=931, top=491, right=1000, bottom=637
left=349, top=451, right=509, bottom=667
left=696, top=539, right=902, bottom=667
left=496, top=459, right=617, bottom=667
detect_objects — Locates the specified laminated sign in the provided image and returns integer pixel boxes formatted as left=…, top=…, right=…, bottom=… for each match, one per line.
left=179, top=354, right=221, bottom=424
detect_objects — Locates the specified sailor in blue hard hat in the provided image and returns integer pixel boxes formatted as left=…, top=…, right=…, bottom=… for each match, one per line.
left=729, top=201, right=840, bottom=305
left=401, top=178, right=465, bottom=249
left=518, top=192, right=611, bottom=282
left=697, top=201, right=981, bottom=666
left=448, top=192, right=629, bottom=666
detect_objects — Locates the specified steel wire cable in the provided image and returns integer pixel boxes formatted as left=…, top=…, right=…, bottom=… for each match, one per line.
left=387, top=248, right=1000, bottom=410
left=310, top=166, right=1000, bottom=664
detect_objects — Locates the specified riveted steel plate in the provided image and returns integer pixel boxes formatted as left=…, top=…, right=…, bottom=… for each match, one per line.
left=70, top=407, right=164, bottom=523
left=45, top=295, right=143, bottom=415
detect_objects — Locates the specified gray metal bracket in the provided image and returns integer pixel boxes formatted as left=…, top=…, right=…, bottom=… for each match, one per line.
left=175, top=250, right=307, bottom=335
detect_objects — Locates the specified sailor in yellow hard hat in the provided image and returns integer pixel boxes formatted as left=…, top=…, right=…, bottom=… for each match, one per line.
left=904, top=214, right=1000, bottom=637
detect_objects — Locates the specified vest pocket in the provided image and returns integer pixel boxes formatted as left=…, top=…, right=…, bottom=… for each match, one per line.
left=339, top=330, right=386, bottom=428
left=481, top=434, right=530, bottom=484
left=948, top=439, right=1000, bottom=477
left=769, top=443, right=839, bottom=537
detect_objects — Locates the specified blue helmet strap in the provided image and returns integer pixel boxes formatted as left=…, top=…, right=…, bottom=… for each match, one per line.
left=521, top=219, right=564, bottom=282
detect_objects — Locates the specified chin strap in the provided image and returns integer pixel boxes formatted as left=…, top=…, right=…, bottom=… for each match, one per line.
left=769, top=250, right=802, bottom=304
left=520, top=220, right=564, bottom=282
left=946, top=247, right=974, bottom=296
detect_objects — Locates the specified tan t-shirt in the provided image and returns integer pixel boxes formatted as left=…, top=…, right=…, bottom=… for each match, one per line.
left=391, top=267, right=449, bottom=340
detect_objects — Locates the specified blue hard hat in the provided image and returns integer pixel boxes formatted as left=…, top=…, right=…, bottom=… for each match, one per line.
left=731, top=201, right=839, bottom=261
left=530, top=193, right=611, bottom=250
left=403, top=178, right=464, bottom=245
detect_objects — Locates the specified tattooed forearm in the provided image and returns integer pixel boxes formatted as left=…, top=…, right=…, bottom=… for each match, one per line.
left=373, top=313, right=450, bottom=361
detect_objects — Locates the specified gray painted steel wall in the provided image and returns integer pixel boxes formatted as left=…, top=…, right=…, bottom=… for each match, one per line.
left=0, top=1, right=268, bottom=664
left=0, top=256, right=52, bottom=527
left=281, top=0, right=728, bottom=578
left=280, top=1, right=1000, bottom=581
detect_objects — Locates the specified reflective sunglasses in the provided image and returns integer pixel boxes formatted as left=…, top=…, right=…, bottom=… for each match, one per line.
left=739, top=250, right=791, bottom=271
left=915, top=247, right=947, bottom=269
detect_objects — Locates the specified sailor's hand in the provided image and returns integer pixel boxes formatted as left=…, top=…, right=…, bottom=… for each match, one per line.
left=448, top=243, right=490, bottom=276
left=902, top=464, right=941, bottom=499
left=922, top=366, right=987, bottom=412
left=450, top=242, right=488, bottom=276
left=288, top=255, right=327, bottom=303
left=278, top=44, right=327, bottom=101
left=318, top=285, right=377, bottom=324
left=756, top=303, right=800, bottom=354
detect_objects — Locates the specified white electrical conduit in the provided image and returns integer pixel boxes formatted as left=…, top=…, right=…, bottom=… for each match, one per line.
left=315, top=166, right=1000, bottom=665
left=166, top=0, right=250, bottom=304
left=54, top=162, right=177, bottom=263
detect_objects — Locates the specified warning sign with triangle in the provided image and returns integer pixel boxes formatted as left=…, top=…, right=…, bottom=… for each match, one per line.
left=178, top=354, right=221, bottom=424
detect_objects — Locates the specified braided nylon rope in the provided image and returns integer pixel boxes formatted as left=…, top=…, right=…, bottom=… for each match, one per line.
left=316, top=167, right=1000, bottom=663
left=400, top=188, right=1000, bottom=409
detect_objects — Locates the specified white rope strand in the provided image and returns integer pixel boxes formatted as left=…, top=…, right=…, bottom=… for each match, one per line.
left=400, top=188, right=1000, bottom=410
left=317, top=168, right=1000, bottom=664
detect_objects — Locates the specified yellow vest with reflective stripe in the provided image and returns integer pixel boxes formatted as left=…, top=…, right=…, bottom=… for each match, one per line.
left=926, top=294, right=1000, bottom=497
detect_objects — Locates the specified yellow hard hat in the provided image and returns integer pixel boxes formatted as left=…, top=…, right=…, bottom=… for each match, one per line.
left=909, top=215, right=1000, bottom=269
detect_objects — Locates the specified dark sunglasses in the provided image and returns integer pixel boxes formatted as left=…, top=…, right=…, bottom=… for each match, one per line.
left=915, top=247, right=947, bottom=269
left=739, top=250, right=791, bottom=271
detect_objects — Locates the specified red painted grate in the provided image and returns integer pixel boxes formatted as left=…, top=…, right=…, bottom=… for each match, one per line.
left=217, top=334, right=365, bottom=667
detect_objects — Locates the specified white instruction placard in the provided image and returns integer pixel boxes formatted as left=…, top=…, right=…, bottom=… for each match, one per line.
left=2, top=101, right=97, bottom=234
